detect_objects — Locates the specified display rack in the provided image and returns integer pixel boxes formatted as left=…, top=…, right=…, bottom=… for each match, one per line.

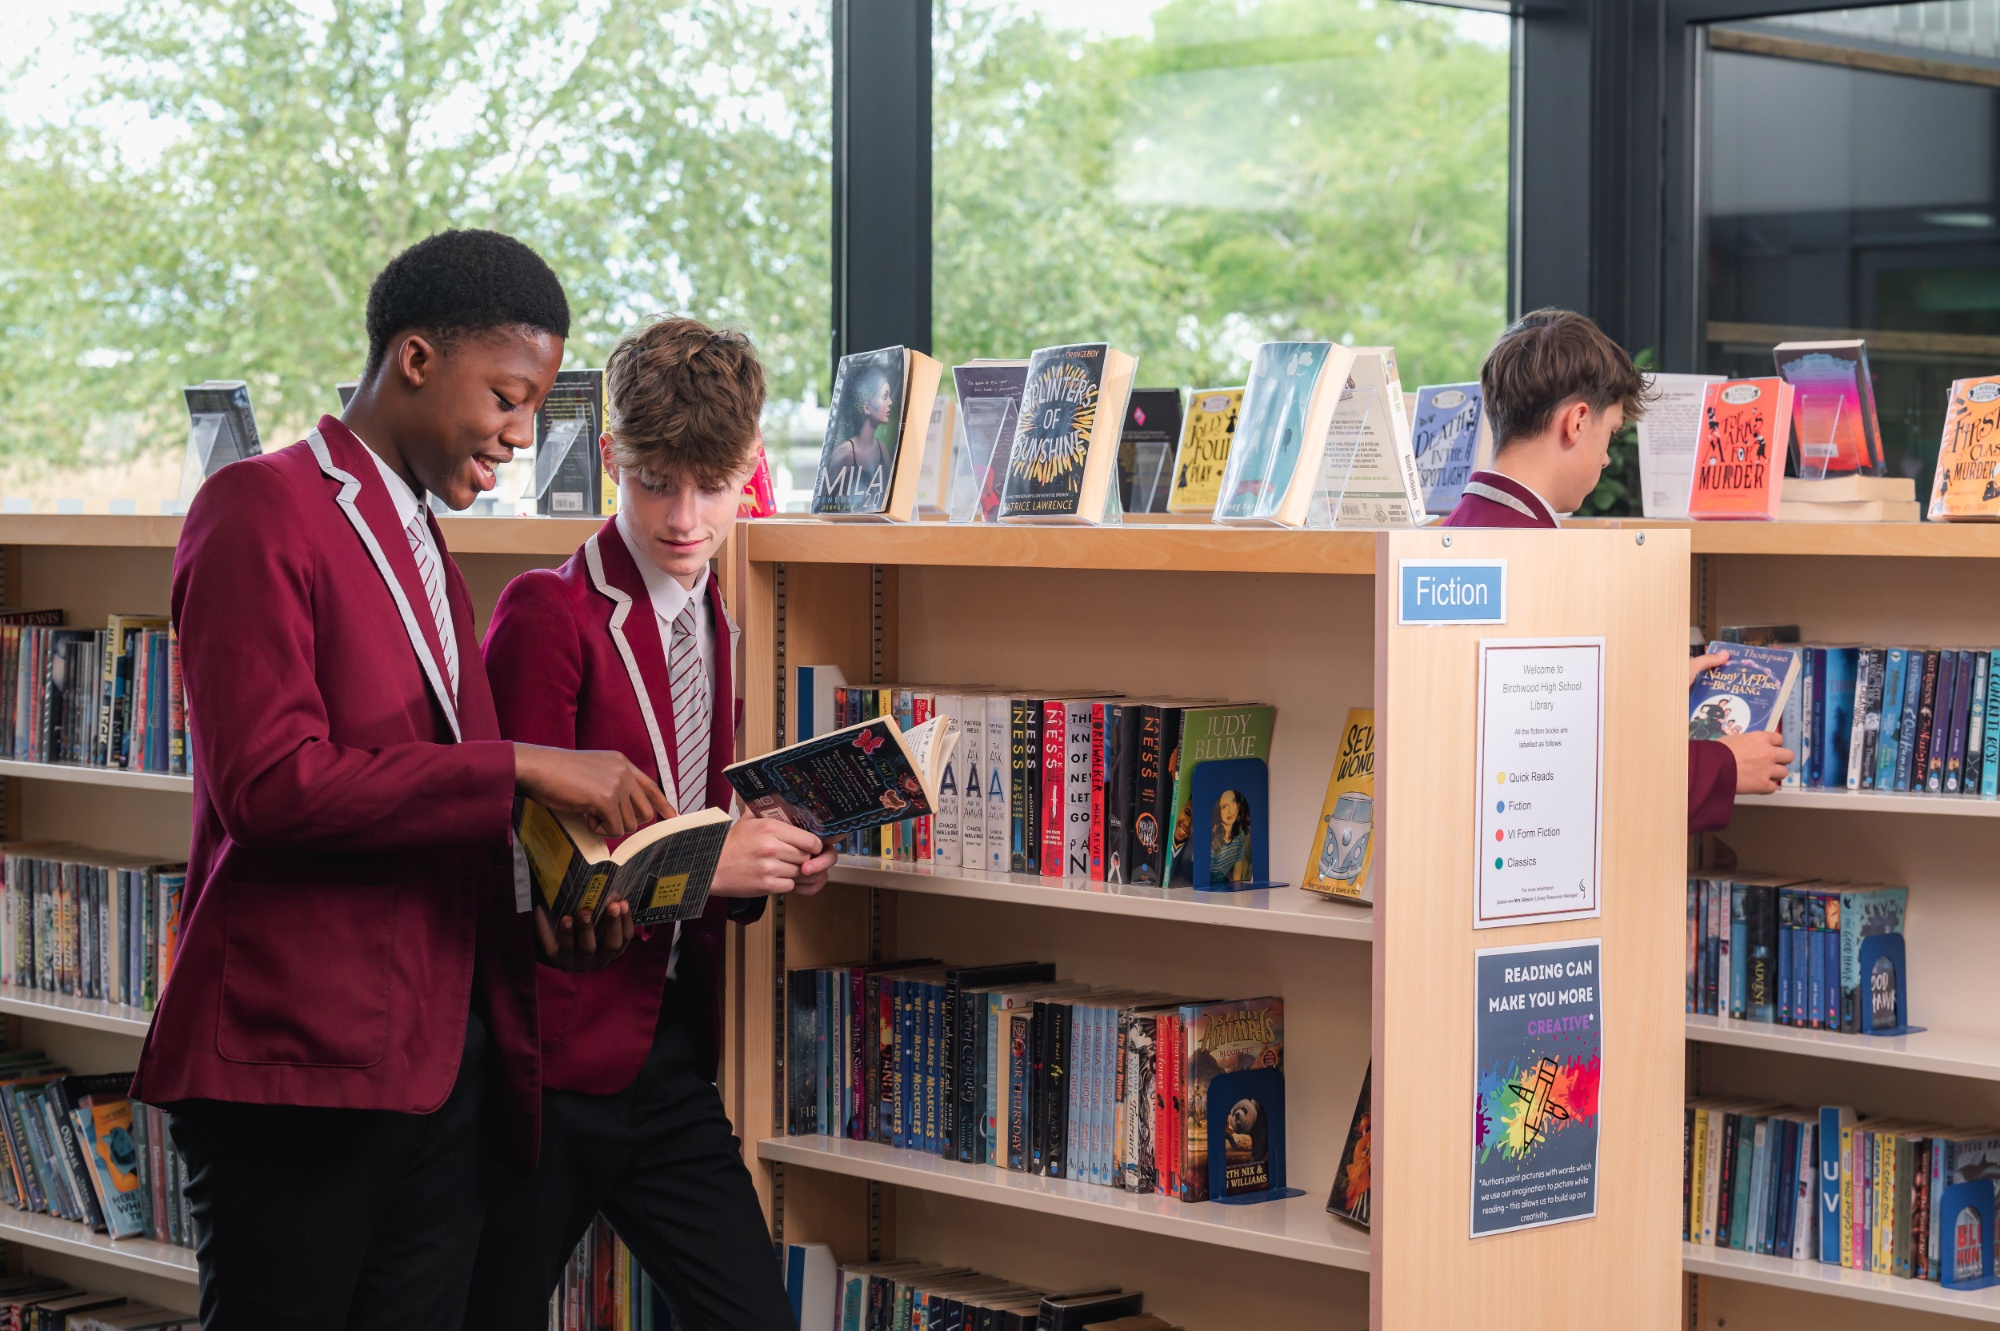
left=1674, top=528, right=2000, bottom=1331
left=725, top=521, right=1688, bottom=1331
left=0, top=513, right=596, bottom=1315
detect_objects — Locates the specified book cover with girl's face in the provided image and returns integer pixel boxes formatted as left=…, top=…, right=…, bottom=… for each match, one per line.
left=813, top=346, right=907, bottom=514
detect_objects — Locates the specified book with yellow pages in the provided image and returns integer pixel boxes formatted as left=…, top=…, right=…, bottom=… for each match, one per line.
left=1302, top=708, right=1375, bottom=904
left=513, top=799, right=729, bottom=927
left=1165, top=387, right=1244, bottom=514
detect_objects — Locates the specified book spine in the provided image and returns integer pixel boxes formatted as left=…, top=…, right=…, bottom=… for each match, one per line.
left=1806, top=893, right=1826, bottom=1029
left=1965, top=652, right=1990, bottom=797
left=1039, top=700, right=1065, bottom=879
left=1987, top=655, right=2000, bottom=798
left=1800, top=649, right=1818, bottom=787
left=931, top=696, right=960, bottom=869
left=939, top=976, right=960, bottom=1158
left=1010, top=700, right=1035, bottom=874
left=1007, top=1010, right=1030, bottom=1172
left=863, top=971, right=883, bottom=1143
left=923, top=980, right=942, bottom=1155
left=1064, top=702, right=1091, bottom=879
left=1045, top=1003, right=1070, bottom=1182
left=1087, top=703, right=1106, bottom=882
left=1849, top=648, right=1881, bottom=789
left=911, top=692, right=934, bottom=862
left=985, top=697, right=1009, bottom=872
left=1919, top=650, right=1946, bottom=791
left=1726, top=884, right=1745, bottom=1020
left=1875, top=648, right=1906, bottom=791
left=1949, top=649, right=1976, bottom=792
left=1028, top=1001, right=1049, bottom=1174
left=848, top=967, right=867, bottom=1140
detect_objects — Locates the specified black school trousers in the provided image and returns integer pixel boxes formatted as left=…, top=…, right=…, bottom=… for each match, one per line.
left=168, top=1009, right=492, bottom=1331
left=461, top=981, right=795, bottom=1331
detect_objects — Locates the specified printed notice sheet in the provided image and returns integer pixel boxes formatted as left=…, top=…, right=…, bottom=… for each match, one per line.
left=1474, top=637, right=1604, bottom=928
left=1472, top=938, right=1603, bottom=1237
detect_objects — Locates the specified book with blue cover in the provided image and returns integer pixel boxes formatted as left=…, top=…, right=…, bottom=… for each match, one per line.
left=1410, top=382, right=1488, bottom=515
left=1213, top=342, right=1354, bottom=527
left=1690, top=642, right=1799, bottom=740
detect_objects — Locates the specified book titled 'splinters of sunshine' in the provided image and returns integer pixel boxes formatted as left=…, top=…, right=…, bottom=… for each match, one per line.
left=1686, top=378, right=1793, bottom=521
left=1930, top=375, right=2000, bottom=521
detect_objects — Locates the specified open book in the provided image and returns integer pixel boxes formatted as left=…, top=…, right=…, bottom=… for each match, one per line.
left=513, top=799, right=730, bottom=927
left=726, top=715, right=960, bottom=838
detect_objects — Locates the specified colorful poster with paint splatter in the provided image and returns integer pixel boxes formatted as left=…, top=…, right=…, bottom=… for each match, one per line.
left=1472, top=938, right=1602, bottom=1238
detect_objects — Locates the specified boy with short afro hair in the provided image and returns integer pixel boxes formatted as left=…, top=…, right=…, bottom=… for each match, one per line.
left=471, top=315, right=828, bottom=1331
left=1443, top=306, right=1793, bottom=833
left=139, top=228, right=671, bottom=1331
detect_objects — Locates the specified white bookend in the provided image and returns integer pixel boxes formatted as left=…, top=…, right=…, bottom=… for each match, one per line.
left=1635, top=373, right=1722, bottom=519
left=985, top=696, right=1012, bottom=872
left=932, top=694, right=963, bottom=869
left=1064, top=700, right=1093, bottom=878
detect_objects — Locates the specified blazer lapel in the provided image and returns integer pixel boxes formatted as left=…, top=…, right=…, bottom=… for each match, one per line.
left=703, top=573, right=736, bottom=809
left=306, top=417, right=461, bottom=740
left=582, top=522, right=677, bottom=787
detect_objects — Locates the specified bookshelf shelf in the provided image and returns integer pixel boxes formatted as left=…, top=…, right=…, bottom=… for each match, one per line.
left=0, top=1210, right=195, bottom=1285
left=757, top=1136, right=1370, bottom=1272
left=826, top=859, right=1374, bottom=941
left=1682, top=1244, right=2000, bottom=1322
left=0, top=512, right=602, bottom=556
left=1744, top=788, right=2000, bottom=817
left=0, top=986, right=152, bottom=1039
left=1686, top=1013, right=2000, bottom=1082
left=0, top=759, right=191, bottom=794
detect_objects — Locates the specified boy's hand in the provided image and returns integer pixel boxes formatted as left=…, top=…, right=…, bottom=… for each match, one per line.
left=515, top=743, right=676, bottom=838
left=1722, top=730, right=1793, bottom=795
left=712, top=816, right=835, bottom=898
left=1689, top=649, right=1729, bottom=690
left=534, top=900, right=635, bottom=972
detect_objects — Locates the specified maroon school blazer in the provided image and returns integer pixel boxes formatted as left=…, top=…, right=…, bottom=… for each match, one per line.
left=482, top=518, right=763, bottom=1095
left=131, top=417, right=541, bottom=1163
left=1442, top=470, right=1738, bottom=832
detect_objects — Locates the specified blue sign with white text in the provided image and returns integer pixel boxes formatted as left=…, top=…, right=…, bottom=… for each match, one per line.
left=1399, top=559, right=1506, bottom=625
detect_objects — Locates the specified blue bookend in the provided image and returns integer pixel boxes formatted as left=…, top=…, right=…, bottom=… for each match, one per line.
left=1206, top=1067, right=1302, bottom=1205
left=1856, top=932, right=1922, bottom=1037
left=1942, top=1179, right=2000, bottom=1291
left=1187, top=758, right=1283, bottom=892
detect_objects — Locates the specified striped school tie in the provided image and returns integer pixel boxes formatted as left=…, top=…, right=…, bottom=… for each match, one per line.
left=404, top=511, right=458, bottom=700
left=668, top=600, right=710, bottom=812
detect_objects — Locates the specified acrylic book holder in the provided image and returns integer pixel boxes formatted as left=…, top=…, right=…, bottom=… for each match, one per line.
left=945, top=410, right=1124, bottom=526
left=1792, top=391, right=1845, bottom=483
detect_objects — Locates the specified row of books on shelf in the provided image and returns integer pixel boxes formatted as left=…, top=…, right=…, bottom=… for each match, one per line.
left=1684, top=1100, right=2000, bottom=1288
left=0, top=1274, right=192, bottom=1330
left=1685, top=877, right=1908, bottom=1032
left=1702, top=629, right=2000, bottom=797
left=785, top=959, right=1285, bottom=1204
left=0, top=613, right=189, bottom=776
left=793, top=667, right=1378, bottom=903
left=782, top=1241, right=1173, bottom=1331
left=0, top=847, right=186, bottom=1013
left=548, top=1216, right=671, bottom=1331
left=0, top=1054, right=189, bottom=1247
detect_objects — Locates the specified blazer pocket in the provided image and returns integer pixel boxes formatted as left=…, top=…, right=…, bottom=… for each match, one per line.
left=538, top=968, right=581, bottom=1055
left=216, top=880, right=396, bottom=1068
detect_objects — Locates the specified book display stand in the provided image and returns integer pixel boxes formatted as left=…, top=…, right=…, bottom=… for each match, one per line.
left=726, top=521, right=1687, bottom=1329
left=1793, top=393, right=1846, bottom=484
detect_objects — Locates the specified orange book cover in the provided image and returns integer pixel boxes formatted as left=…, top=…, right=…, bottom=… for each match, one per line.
left=1688, top=378, right=1793, bottom=520
left=1929, top=376, right=2000, bottom=521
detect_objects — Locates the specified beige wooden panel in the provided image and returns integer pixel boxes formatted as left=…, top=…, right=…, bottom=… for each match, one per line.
left=748, top=519, right=1378, bottom=575
left=1373, top=527, right=1688, bottom=1331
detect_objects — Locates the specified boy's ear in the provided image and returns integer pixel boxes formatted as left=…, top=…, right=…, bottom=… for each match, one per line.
left=598, top=432, right=619, bottom=485
left=393, top=333, right=439, bottom=390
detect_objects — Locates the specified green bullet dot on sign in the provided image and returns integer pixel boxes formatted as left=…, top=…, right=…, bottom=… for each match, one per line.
left=1494, top=856, right=1503, bottom=870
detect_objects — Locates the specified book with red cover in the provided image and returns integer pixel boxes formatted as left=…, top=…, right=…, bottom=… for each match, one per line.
left=737, top=443, right=777, bottom=518
left=1040, top=701, right=1066, bottom=878
left=1687, top=378, right=1793, bottom=520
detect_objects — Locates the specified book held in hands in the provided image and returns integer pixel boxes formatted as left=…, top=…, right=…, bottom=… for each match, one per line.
left=512, top=799, right=729, bottom=927
left=726, top=713, right=960, bottom=840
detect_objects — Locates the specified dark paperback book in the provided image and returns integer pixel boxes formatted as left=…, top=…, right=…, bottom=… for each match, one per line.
left=728, top=713, right=959, bottom=841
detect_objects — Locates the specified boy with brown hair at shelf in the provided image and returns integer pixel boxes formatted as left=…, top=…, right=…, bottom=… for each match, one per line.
left=467, top=316, right=833, bottom=1331
left=1443, top=307, right=1793, bottom=832
left=134, top=229, right=673, bottom=1331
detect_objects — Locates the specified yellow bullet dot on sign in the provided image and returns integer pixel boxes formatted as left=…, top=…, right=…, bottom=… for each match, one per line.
left=1496, top=771, right=1506, bottom=784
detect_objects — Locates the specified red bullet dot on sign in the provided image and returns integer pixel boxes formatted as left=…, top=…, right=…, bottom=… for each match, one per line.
left=1495, top=829, right=1504, bottom=841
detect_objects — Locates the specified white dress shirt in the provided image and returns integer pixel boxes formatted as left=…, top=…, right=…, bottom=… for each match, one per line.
left=615, top=510, right=717, bottom=981
left=364, top=443, right=460, bottom=692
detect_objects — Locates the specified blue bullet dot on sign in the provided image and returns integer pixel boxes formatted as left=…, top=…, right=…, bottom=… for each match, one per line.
left=1496, top=800, right=1505, bottom=813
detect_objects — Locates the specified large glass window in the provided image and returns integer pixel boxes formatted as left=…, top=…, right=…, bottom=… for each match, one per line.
left=931, top=0, right=1512, bottom=394
left=1702, top=0, right=2000, bottom=495
left=1, top=0, right=831, bottom=514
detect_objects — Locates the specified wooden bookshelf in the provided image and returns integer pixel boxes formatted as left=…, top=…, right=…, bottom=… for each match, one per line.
left=1683, top=530, right=2000, bottom=1330
left=0, top=513, right=590, bottom=1315
left=729, top=523, right=1689, bottom=1331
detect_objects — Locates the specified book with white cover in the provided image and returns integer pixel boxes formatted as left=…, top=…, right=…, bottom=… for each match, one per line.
left=1634, top=373, right=1722, bottom=519
left=959, top=695, right=986, bottom=871
left=985, top=696, right=1011, bottom=872
left=931, top=694, right=963, bottom=868
left=1324, top=347, right=1426, bottom=527
left=1064, top=701, right=1093, bottom=878
left=790, top=663, right=847, bottom=744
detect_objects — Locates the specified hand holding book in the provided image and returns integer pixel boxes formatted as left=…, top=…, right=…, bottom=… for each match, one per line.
left=712, top=817, right=836, bottom=898
left=513, top=743, right=677, bottom=838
